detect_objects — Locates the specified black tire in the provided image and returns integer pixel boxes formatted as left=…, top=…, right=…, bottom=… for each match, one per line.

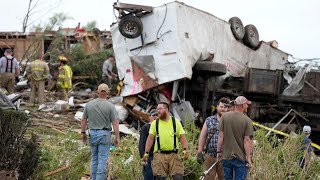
left=243, top=24, right=260, bottom=48
left=229, top=17, right=245, bottom=40
left=119, top=14, right=143, bottom=39
left=193, top=61, right=227, bottom=76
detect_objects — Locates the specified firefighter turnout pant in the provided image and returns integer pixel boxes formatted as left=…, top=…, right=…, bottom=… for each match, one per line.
left=203, top=154, right=224, bottom=180
left=1, top=73, right=15, bottom=94
left=30, top=80, right=45, bottom=104
left=152, top=153, right=184, bottom=178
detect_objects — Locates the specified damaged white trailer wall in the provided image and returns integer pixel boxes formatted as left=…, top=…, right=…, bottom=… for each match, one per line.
left=111, top=1, right=289, bottom=97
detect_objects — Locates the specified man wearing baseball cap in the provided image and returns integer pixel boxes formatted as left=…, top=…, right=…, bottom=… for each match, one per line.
left=299, top=125, right=313, bottom=168
left=81, top=83, right=120, bottom=180
left=217, top=96, right=254, bottom=180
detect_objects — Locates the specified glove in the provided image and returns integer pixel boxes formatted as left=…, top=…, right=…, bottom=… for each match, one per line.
left=141, top=153, right=149, bottom=166
left=197, top=152, right=204, bottom=164
left=183, top=149, right=190, bottom=160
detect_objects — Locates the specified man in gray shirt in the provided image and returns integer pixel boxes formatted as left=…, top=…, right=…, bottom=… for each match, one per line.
left=102, top=55, right=117, bottom=89
left=0, top=49, right=20, bottom=94
left=81, top=83, right=120, bottom=180
left=217, top=96, right=253, bottom=180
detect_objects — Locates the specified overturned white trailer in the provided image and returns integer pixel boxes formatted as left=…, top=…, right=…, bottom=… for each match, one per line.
left=111, top=2, right=320, bottom=146
left=111, top=1, right=289, bottom=97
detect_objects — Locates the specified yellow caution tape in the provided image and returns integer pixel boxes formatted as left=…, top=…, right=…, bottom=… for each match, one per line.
left=211, top=105, right=216, bottom=113
left=252, top=121, right=320, bottom=151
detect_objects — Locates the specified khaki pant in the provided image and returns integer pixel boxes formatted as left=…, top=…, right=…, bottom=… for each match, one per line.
left=30, top=80, right=45, bottom=104
left=152, top=153, right=184, bottom=177
left=204, top=154, right=224, bottom=180
left=1, top=73, right=15, bottom=94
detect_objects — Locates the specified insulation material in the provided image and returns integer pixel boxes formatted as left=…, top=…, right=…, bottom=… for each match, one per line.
left=282, top=64, right=312, bottom=96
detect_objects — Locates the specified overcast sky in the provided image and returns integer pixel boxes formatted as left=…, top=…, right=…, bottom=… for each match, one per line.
left=2, top=0, right=319, bottom=59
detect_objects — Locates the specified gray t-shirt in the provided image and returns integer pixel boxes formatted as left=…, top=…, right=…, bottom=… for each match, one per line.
left=102, top=59, right=113, bottom=77
left=219, top=111, right=253, bottom=161
left=0, top=56, right=20, bottom=74
left=83, top=98, right=117, bottom=130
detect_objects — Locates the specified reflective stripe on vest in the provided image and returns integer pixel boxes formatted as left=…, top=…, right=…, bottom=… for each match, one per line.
left=57, top=65, right=72, bottom=89
left=31, top=61, right=45, bottom=72
left=30, top=60, right=46, bottom=80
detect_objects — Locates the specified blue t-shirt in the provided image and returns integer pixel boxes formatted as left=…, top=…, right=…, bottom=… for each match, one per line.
left=0, top=56, right=20, bottom=74
left=303, top=136, right=312, bottom=153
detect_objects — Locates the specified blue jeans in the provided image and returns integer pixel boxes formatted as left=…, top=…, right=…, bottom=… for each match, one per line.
left=222, top=159, right=248, bottom=180
left=142, top=157, right=154, bottom=180
left=89, top=130, right=111, bottom=180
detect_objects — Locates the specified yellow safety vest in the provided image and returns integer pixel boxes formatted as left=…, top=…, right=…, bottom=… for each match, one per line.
left=57, top=65, right=73, bottom=89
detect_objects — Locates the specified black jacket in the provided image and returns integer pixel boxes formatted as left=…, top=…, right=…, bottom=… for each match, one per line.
left=138, top=123, right=154, bottom=158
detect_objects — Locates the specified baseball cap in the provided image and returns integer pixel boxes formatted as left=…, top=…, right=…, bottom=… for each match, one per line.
left=234, top=96, right=251, bottom=105
left=303, top=125, right=311, bottom=133
left=5, top=49, right=12, bottom=54
left=97, top=83, right=109, bottom=92
left=149, top=109, right=158, bottom=116
left=225, top=100, right=235, bottom=107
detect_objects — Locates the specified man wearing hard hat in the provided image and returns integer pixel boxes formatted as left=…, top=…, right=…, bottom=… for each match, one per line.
left=57, top=55, right=72, bottom=102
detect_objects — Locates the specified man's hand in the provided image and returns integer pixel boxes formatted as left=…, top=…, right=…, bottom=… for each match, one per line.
left=114, top=136, right=120, bottom=146
left=246, top=156, right=252, bottom=169
left=217, top=152, right=222, bottom=161
left=197, top=152, right=204, bottom=164
left=81, top=133, right=87, bottom=142
left=183, top=150, right=190, bottom=160
left=141, top=153, right=149, bottom=166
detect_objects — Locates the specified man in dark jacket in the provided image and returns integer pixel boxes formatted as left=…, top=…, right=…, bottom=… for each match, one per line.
left=139, top=109, right=157, bottom=180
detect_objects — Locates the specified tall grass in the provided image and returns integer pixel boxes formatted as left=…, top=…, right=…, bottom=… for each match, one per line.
left=249, top=129, right=320, bottom=179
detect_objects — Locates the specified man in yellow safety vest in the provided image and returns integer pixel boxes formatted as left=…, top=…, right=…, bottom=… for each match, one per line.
left=26, top=54, right=49, bottom=104
left=57, top=55, right=72, bottom=102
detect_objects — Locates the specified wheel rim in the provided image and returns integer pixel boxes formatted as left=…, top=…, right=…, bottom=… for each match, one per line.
left=123, top=22, right=138, bottom=36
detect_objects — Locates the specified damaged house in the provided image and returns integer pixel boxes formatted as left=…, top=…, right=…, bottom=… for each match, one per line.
left=0, top=28, right=112, bottom=60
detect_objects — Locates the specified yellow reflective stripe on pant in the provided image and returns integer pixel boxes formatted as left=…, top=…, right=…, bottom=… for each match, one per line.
left=57, top=65, right=72, bottom=89
left=31, top=67, right=44, bottom=72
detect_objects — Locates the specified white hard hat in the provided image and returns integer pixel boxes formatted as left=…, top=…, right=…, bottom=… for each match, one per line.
left=303, top=125, right=311, bottom=133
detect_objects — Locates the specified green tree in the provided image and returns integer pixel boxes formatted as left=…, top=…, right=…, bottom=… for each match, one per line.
left=82, top=21, right=97, bottom=31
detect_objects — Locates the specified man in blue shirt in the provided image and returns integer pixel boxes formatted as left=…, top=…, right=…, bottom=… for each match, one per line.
left=0, top=49, right=20, bottom=94
left=197, top=97, right=230, bottom=180
left=299, top=125, right=313, bottom=168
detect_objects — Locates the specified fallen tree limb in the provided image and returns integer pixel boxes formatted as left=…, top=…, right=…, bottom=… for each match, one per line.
left=44, top=166, right=69, bottom=177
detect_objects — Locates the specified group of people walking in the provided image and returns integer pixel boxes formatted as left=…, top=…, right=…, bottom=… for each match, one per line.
left=137, top=96, right=254, bottom=180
